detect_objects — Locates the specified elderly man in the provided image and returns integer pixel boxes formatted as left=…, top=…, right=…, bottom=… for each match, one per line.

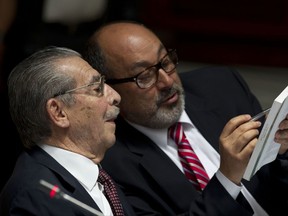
left=0, top=46, right=136, bottom=216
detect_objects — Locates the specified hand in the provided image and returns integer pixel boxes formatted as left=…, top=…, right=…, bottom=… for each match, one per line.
left=219, top=114, right=262, bottom=185
left=275, top=114, right=288, bottom=154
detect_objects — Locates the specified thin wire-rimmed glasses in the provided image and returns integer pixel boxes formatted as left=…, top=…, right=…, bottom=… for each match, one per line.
left=53, top=75, right=106, bottom=97
left=106, top=49, right=178, bottom=89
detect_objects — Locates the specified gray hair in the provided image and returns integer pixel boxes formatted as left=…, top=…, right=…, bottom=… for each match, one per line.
left=8, top=46, right=81, bottom=149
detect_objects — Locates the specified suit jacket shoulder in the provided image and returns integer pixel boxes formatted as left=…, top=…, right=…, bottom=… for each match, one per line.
left=102, top=66, right=266, bottom=215
left=0, top=146, right=136, bottom=215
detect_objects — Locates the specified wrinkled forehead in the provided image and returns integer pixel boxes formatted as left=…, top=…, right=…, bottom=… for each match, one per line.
left=58, top=56, right=101, bottom=83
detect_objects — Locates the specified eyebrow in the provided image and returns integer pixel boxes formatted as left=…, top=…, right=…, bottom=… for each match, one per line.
left=88, top=75, right=102, bottom=84
left=131, top=60, right=151, bottom=71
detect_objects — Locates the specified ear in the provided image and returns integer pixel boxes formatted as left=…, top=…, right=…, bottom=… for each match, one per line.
left=46, top=98, right=70, bottom=128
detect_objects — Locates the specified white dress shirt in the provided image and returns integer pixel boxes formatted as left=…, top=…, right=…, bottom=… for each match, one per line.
left=129, top=110, right=268, bottom=216
left=39, top=144, right=113, bottom=216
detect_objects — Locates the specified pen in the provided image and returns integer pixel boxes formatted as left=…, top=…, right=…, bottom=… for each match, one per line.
left=250, top=108, right=271, bottom=121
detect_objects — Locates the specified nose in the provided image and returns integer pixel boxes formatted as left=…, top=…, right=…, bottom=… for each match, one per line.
left=156, top=68, right=174, bottom=89
left=105, top=84, right=121, bottom=106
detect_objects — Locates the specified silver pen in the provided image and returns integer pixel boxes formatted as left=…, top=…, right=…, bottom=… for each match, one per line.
left=250, top=108, right=271, bottom=121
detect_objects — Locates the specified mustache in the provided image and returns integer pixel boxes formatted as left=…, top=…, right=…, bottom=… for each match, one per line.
left=106, top=107, right=120, bottom=120
left=157, top=84, right=183, bottom=104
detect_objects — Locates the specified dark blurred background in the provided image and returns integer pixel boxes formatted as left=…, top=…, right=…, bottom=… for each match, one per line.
left=139, top=0, right=288, bottom=67
left=0, top=0, right=287, bottom=191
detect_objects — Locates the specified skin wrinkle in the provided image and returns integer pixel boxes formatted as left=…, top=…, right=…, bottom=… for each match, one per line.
left=53, top=56, right=120, bottom=163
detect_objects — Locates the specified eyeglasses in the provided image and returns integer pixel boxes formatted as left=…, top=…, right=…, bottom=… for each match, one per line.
left=53, top=75, right=105, bottom=97
left=106, top=49, right=178, bottom=89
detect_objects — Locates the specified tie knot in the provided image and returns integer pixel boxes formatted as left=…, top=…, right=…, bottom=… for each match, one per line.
left=169, top=122, right=183, bottom=144
left=98, top=168, right=109, bottom=185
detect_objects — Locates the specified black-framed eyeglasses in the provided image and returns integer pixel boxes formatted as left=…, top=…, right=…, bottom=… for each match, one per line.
left=53, top=75, right=106, bottom=97
left=106, top=49, right=178, bottom=89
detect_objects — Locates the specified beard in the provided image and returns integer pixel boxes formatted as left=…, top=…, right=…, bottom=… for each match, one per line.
left=124, top=83, right=185, bottom=129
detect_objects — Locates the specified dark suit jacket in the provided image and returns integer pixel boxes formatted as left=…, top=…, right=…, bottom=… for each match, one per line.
left=101, top=67, right=288, bottom=216
left=0, top=146, right=136, bottom=216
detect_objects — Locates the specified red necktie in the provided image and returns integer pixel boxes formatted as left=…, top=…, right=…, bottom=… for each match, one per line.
left=98, top=168, right=124, bottom=216
left=169, top=122, right=209, bottom=191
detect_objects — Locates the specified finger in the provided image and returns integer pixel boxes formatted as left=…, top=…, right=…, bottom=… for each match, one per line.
left=278, top=116, right=288, bottom=130
left=237, top=129, right=259, bottom=153
left=220, top=116, right=261, bottom=147
left=226, top=126, right=260, bottom=154
left=221, top=114, right=252, bottom=138
left=275, top=128, right=288, bottom=154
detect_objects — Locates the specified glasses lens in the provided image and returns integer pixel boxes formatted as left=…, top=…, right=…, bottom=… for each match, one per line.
left=136, top=68, right=158, bottom=89
left=162, top=50, right=178, bottom=73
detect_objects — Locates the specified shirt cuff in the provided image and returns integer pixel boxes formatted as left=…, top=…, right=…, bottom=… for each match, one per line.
left=216, top=170, right=242, bottom=199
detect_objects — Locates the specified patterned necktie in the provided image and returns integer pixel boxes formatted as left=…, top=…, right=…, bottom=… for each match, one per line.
left=169, top=122, right=209, bottom=191
left=98, top=168, right=124, bottom=216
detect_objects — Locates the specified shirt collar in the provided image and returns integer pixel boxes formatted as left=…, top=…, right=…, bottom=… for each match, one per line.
left=39, top=144, right=99, bottom=191
left=127, top=110, right=193, bottom=147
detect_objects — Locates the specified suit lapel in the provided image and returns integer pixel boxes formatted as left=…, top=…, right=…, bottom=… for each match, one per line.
left=118, top=120, right=200, bottom=206
left=28, top=146, right=101, bottom=212
left=184, top=91, right=225, bottom=152
left=140, top=145, right=200, bottom=202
